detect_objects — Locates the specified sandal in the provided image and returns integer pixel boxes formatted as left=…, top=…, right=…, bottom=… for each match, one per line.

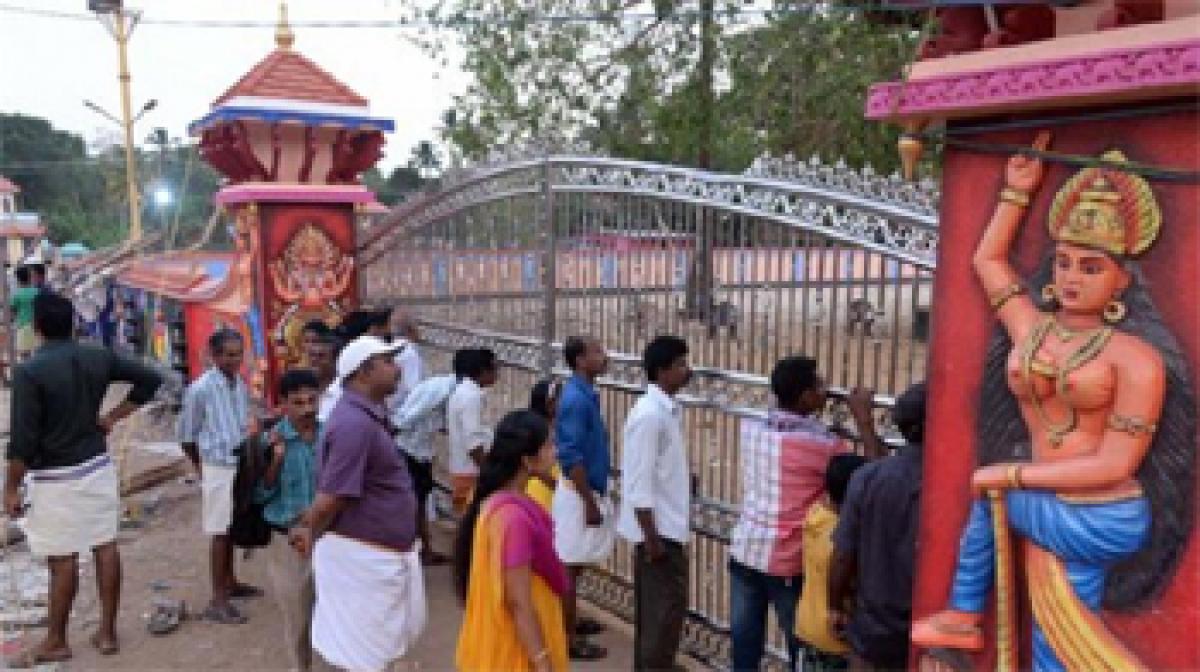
left=203, top=603, right=247, bottom=625
left=230, top=583, right=264, bottom=599
left=568, top=640, right=608, bottom=661
left=575, top=617, right=606, bottom=636
left=148, top=599, right=186, bottom=636
left=90, top=633, right=120, bottom=655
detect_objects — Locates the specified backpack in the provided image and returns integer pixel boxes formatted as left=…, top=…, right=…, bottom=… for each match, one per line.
left=228, top=428, right=273, bottom=549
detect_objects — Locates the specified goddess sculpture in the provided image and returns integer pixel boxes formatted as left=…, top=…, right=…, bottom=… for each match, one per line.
left=911, top=133, right=1196, bottom=671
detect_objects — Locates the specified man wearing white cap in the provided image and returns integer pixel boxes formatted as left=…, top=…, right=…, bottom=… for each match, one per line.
left=290, top=335, right=426, bottom=671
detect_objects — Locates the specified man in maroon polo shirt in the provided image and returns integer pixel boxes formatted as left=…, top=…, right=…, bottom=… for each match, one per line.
left=290, top=335, right=425, bottom=671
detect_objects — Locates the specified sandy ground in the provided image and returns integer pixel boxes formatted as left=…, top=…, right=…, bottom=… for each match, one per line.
left=3, top=474, right=635, bottom=672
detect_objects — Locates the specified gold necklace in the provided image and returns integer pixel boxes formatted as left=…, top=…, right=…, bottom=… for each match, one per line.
left=1019, top=317, right=1114, bottom=447
left=1049, top=319, right=1102, bottom=343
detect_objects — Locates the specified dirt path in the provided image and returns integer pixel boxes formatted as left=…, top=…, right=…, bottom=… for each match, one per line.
left=5, top=464, right=636, bottom=671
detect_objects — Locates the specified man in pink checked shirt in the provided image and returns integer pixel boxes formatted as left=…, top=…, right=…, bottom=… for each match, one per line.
left=728, top=355, right=885, bottom=671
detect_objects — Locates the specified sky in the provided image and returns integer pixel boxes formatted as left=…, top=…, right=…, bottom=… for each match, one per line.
left=0, top=0, right=469, bottom=172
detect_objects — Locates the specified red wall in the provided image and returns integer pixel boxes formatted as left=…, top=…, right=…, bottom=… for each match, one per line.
left=183, top=303, right=212, bottom=380
left=916, top=104, right=1200, bottom=668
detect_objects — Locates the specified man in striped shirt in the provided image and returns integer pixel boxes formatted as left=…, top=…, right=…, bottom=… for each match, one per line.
left=178, top=329, right=260, bottom=624
left=728, top=356, right=884, bottom=670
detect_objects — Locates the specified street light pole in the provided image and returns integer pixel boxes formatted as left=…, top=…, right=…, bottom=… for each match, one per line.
left=92, top=1, right=144, bottom=243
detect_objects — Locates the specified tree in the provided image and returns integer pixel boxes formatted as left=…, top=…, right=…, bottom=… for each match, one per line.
left=408, top=1, right=735, bottom=161
left=409, top=1, right=921, bottom=173
left=0, top=113, right=220, bottom=248
left=363, top=141, right=438, bottom=206
left=719, top=3, right=920, bottom=171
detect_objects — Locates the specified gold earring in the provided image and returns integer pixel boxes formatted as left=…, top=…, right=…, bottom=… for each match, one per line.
left=1041, top=284, right=1058, bottom=303
left=1104, top=298, right=1127, bottom=323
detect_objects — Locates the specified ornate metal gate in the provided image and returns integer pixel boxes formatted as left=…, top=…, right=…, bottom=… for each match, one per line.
left=358, top=149, right=939, bottom=668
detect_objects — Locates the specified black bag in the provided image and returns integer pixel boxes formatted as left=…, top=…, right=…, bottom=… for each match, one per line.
left=228, top=430, right=273, bottom=549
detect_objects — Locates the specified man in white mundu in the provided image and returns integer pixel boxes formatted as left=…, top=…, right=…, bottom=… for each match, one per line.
left=290, top=336, right=426, bottom=672
left=4, top=292, right=163, bottom=666
left=552, top=336, right=615, bottom=660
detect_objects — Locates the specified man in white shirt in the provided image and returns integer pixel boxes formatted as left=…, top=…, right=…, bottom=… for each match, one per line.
left=616, top=335, right=693, bottom=671
left=305, top=329, right=340, bottom=424
left=388, top=308, right=425, bottom=407
left=445, top=348, right=497, bottom=515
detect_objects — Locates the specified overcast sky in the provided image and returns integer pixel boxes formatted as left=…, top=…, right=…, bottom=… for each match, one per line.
left=0, top=0, right=469, bottom=172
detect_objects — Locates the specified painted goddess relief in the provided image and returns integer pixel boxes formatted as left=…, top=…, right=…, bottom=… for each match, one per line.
left=269, top=222, right=355, bottom=365
left=912, top=133, right=1196, bottom=671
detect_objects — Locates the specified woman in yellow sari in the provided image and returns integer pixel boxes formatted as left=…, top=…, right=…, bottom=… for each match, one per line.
left=455, top=410, right=570, bottom=672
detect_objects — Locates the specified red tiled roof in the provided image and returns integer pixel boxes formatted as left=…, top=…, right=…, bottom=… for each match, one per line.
left=214, top=49, right=368, bottom=107
left=115, top=252, right=237, bottom=302
left=0, top=225, right=44, bottom=238
left=0, top=176, right=20, bottom=194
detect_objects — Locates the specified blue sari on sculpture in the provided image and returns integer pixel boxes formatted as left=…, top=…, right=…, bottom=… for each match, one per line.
left=949, top=491, right=1150, bottom=671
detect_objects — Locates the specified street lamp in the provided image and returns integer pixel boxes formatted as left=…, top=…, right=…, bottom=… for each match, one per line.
left=89, top=0, right=146, bottom=243
left=152, top=185, right=173, bottom=209
left=83, top=98, right=157, bottom=126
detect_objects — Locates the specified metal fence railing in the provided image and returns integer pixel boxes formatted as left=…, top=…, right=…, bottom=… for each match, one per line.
left=359, top=150, right=939, bottom=668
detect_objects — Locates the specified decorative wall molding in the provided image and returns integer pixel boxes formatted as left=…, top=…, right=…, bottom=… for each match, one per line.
left=867, top=38, right=1200, bottom=120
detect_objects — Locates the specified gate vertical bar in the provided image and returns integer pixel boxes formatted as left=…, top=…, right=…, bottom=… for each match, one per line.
left=541, top=158, right=557, bottom=376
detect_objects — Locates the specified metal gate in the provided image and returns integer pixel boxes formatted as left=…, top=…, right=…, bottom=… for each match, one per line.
left=358, top=148, right=939, bottom=668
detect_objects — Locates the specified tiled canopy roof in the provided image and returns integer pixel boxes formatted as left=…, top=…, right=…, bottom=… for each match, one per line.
left=0, top=176, right=20, bottom=194
left=214, top=48, right=368, bottom=108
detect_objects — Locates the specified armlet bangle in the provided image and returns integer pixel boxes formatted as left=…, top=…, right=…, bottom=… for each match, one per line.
left=1006, top=464, right=1023, bottom=490
left=1000, top=187, right=1031, bottom=208
left=989, top=283, right=1024, bottom=311
left=532, top=648, right=549, bottom=663
left=1108, top=414, right=1157, bottom=437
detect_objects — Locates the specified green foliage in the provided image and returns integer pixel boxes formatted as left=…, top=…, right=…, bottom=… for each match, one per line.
left=410, top=1, right=921, bottom=174
left=363, top=141, right=443, bottom=205
left=0, top=113, right=220, bottom=248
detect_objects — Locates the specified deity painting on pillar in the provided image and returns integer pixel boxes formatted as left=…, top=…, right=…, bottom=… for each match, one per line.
left=259, top=204, right=357, bottom=375
left=231, top=204, right=270, bottom=400
left=913, top=132, right=1197, bottom=671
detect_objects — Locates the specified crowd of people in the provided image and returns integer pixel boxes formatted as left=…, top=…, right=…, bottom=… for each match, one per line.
left=3, top=291, right=928, bottom=672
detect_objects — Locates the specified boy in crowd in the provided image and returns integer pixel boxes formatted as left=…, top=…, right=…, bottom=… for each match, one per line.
left=256, top=369, right=322, bottom=671
left=729, top=355, right=883, bottom=670
left=794, top=454, right=868, bottom=667
left=10, top=265, right=38, bottom=360
left=830, top=382, right=926, bottom=671
left=446, top=348, right=498, bottom=515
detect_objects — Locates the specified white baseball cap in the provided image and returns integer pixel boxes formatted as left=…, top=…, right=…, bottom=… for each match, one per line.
left=336, top=335, right=405, bottom=381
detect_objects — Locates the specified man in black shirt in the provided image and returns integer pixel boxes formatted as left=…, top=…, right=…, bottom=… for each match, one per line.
left=4, top=292, right=163, bottom=665
left=829, top=382, right=926, bottom=671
